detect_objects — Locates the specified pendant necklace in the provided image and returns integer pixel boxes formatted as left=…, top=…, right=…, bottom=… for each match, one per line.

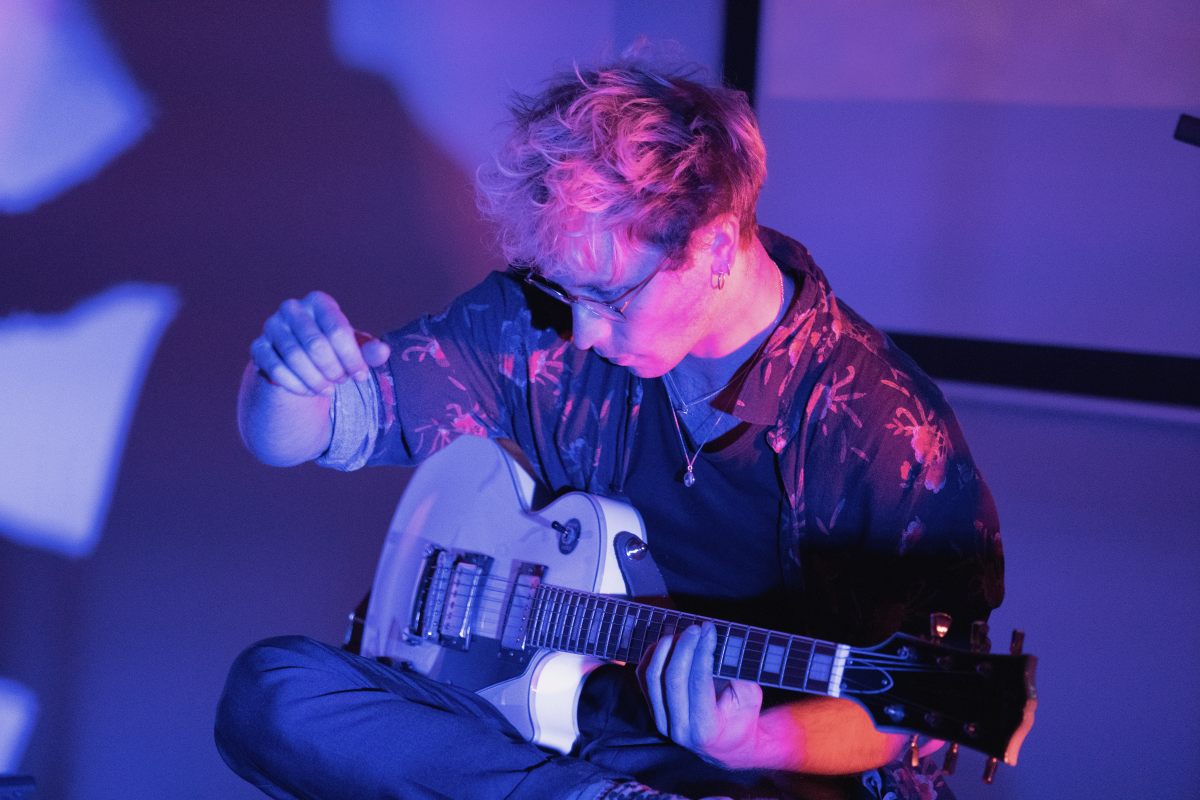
left=668, top=402, right=724, bottom=487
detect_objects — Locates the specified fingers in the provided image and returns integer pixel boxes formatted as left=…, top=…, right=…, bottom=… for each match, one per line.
left=642, top=633, right=676, bottom=736
left=682, top=622, right=718, bottom=745
left=252, top=291, right=382, bottom=396
left=642, top=624, right=720, bottom=745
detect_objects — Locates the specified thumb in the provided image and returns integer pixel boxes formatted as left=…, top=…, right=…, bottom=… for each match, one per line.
left=355, top=333, right=391, bottom=367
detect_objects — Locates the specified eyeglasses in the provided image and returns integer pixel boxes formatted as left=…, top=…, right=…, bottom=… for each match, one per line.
left=519, top=257, right=667, bottom=322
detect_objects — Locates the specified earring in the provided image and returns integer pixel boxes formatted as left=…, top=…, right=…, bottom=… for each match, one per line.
left=711, top=271, right=727, bottom=290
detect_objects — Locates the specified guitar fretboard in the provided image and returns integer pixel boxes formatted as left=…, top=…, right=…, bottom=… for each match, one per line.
left=528, top=584, right=849, bottom=697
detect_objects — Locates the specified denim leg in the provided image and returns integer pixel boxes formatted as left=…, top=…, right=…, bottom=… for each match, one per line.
left=215, top=636, right=622, bottom=800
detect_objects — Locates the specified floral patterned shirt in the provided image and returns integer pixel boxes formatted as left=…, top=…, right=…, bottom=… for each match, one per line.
left=320, top=227, right=1003, bottom=799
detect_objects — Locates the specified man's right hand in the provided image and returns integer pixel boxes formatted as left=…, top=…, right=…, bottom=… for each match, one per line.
left=250, top=291, right=391, bottom=397
left=239, top=291, right=391, bottom=466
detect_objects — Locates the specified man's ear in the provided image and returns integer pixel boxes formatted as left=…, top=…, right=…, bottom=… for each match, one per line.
left=707, top=214, right=740, bottom=276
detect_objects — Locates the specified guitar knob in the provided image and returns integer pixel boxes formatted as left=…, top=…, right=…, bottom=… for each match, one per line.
left=907, top=734, right=920, bottom=767
left=983, top=756, right=999, bottom=783
left=970, top=620, right=991, bottom=653
left=942, top=743, right=959, bottom=775
left=929, top=612, right=952, bottom=640
left=1010, top=629, right=1025, bottom=656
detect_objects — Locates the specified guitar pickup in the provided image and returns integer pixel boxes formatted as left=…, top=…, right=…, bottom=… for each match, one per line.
left=407, top=547, right=493, bottom=651
left=498, top=561, right=546, bottom=664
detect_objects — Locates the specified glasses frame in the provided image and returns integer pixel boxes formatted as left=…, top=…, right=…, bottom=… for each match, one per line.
left=519, top=257, right=668, bottom=322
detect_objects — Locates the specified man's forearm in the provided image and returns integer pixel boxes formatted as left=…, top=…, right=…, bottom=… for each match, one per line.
left=237, top=361, right=334, bottom=466
left=756, top=696, right=912, bottom=775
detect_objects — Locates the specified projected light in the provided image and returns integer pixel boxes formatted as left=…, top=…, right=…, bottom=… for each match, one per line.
left=0, top=284, right=178, bottom=558
left=0, top=678, right=36, bottom=774
left=0, top=0, right=150, bottom=213
left=328, top=0, right=620, bottom=173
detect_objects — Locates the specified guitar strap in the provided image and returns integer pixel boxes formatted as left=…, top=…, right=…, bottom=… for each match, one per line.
left=612, top=531, right=675, bottom=610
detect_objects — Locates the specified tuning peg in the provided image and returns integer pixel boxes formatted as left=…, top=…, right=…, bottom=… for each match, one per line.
left=929, top=612, right=952, bottom=640
left=983, top=756, right=999, bottom=783
left=970, top=620, right=991, bottom=653
left=942, top=743, right=959, bottom=775
left=1010, top=629, right=1025, bottom=656
left=907, top=734, right=920, bottom=767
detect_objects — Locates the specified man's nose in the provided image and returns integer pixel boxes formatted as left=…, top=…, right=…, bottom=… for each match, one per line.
left=570, top=305, right=610, bottom=352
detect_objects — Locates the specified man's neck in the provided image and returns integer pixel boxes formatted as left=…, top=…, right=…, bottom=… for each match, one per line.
left=690, top=235, right=790, bottom=362
left=673, top=238, right=794, bottom=394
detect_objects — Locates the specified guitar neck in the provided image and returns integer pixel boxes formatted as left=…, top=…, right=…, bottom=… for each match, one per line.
left=527, top=584, right=851, bottom=698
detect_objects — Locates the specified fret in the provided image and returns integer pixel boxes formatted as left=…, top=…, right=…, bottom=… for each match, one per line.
left=553, top=589, right=569, bottom=651
left=529, top=588, right=545, bottom=648
left=658, top=611, right=681, bottom=642
left=782, top=638, right=813, bottom=690
left=564, top=591, right=582, bottom=652
left=543, top=588, right=561, bottom=647
left=584, top=595, right=602, bottom=655
left=716, top=624, right=749, bottom=680
left=570, top=594, right=588, bottom=654
left=544, top=588, right=561, bottom=649
left=638, top=607, right=666, bottom=664
left=759, top=633, right=791, bottom=687
left=537, top=587, right=555, bottom=648
left=629, top=605, right=651, bottom=662
left=613, top=598, right=630, bottom=660
left=615, top=602, right=637, bottom=662
left=738, top=628, right=768, bottom=682
left=541, top=588, right=556, bottom=650
left=599, top=597, right=619, bottom=660
left=803, top=641, right=838, bottom=694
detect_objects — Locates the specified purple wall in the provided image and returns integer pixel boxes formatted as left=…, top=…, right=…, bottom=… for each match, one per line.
left=0, top=2, right=499, bottom=797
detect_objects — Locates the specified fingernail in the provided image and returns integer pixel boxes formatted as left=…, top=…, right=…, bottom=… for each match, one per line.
left=320, top=386, right=335, bottom=397
left=354, top=370, right=368, bottom=382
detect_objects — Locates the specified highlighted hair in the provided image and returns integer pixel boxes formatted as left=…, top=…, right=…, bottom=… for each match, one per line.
left=477, top=45, right=766, bottom=280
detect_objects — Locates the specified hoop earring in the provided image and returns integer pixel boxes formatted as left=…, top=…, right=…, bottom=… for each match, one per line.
left=711, top=272, right=727, bottom=290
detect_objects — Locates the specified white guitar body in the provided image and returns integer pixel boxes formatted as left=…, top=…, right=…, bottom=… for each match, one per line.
left=360, top=435, right=645, bottom=754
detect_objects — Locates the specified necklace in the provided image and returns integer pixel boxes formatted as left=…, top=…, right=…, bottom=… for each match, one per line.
left=669, top=402, right=724, bottom=487
left=664, top=267, right=785, bottom=488
left=661, top=370, right=725, bottom=415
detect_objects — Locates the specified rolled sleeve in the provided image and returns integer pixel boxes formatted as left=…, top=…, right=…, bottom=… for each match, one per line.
left=315, top=373, right=380, bottom=472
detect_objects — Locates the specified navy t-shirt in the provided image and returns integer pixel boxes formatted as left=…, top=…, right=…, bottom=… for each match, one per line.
left=623, top=379, right=796, bottom=634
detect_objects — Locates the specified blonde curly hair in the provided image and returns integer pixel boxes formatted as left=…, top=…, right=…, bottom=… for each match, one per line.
left=476, top=43, right=767, bottom=281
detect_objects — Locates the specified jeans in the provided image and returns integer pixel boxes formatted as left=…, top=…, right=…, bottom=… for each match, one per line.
left=214, top=636, right=782, bottom=800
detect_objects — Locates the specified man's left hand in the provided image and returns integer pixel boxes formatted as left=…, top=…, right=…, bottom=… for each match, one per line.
left=639, top=621, right=768, bottom=770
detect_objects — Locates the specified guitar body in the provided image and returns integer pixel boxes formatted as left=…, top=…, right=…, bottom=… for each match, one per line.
left=360, top=435, right=644, bottom=753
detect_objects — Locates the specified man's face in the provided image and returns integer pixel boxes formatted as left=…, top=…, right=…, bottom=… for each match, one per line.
left=561, top=244, right=722, bottom=378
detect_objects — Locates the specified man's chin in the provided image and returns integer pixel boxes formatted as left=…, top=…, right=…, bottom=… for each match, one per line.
left=625, top=361, right=673, bottom=379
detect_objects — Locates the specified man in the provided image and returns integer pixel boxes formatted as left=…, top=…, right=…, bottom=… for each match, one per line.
left=218, top=50, right=1003, bottom=800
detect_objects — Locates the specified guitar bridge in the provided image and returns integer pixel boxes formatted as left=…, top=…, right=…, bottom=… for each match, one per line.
left=407, top=546, right=493, bottom=651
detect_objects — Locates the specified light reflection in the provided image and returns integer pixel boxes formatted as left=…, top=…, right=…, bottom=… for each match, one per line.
left=0, top=284, right=178, bottom=557
left=0, top=0, right=150, bottom=214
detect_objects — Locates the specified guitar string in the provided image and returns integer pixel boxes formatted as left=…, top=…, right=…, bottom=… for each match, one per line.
left=421, top=570, right=968, bottom=671
left=417, top=569, right=987, bottom=680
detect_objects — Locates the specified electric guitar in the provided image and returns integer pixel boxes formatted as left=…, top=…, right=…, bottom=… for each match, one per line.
left=357, top=436, right=1036, bottom=773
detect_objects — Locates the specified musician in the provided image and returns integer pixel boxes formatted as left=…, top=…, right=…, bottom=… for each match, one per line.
left=218, top=47, right=1003, bottom=800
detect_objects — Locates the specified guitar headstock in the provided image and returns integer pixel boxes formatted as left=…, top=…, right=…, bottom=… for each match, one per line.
left=843, top=623, right=1036, bottom=771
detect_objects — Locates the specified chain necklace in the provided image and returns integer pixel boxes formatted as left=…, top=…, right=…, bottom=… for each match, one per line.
left=661, top=370, right=725, bottom=416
